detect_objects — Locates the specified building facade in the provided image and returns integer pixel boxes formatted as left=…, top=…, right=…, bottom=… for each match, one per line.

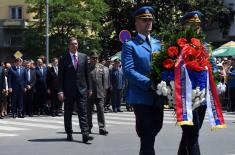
left=0, top=0, right=33, bottom=60
left=205, top=0, right=235, bottom=45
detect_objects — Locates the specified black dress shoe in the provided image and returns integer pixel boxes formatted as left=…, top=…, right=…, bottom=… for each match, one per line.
left=99, top=129, right=108, bottom=136
left=18, top=113, right=24, bottom=118
left=12, top=114, right=16, bottom=118
left=67, top=134, right=73, bottom=141
left=88, top=129, right=92, bottom=134
left=82, top=134, right=94, bottom=143
left=117, top=109, right=123, bottom=112
left=56, top=112, right=62, bottom=116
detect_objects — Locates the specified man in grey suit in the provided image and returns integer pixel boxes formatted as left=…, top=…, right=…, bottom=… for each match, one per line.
left=87, top=50, right=108, bottom=135
left=58, top=37, right=93, bottom=143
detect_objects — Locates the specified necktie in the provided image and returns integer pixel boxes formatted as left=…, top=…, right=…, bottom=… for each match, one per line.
left=73, top=54, right=78, bottom=69
left=5, top=76, right=8, bottom=90
left=146, top=37, right=151, bottom=47
left=40, top=67, right=43, bottom=75
left=54, top=66, right=58, bottom=75
left=28, top=69, right=30, bottom=81
left=17, top=67, right=20, bottom=75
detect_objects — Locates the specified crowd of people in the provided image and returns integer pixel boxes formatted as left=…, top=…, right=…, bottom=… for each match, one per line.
left=216, top=56, right=235, bottom=111
left=0, top=5, right=234, bottom=154
left=0, top=54, right=128, bottom=120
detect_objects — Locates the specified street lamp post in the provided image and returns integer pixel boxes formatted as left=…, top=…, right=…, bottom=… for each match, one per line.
left=46, top=0, right=49, bottom=65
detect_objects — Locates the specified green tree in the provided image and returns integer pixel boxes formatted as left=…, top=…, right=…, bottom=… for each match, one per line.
left=102, top=0, right=233, bottom=56
left=24, top=0, right=109, bottom=59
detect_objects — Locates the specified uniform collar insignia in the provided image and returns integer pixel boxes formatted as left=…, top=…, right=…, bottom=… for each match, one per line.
left=135, top=35, right=144, bottom=44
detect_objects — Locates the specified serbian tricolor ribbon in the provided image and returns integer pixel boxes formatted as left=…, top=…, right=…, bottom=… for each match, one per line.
left=175, top=56, right=193, bottom=126
left=206, top=66, right=226, bottom=130
left=174, top=56, right=226, bottom=129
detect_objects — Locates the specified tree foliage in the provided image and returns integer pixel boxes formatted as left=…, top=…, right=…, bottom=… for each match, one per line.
left=24, top=0, right=109, bottom=58
left=23, top=0, right=234, bottom=59
left=102, top=0, right=233, bottom=57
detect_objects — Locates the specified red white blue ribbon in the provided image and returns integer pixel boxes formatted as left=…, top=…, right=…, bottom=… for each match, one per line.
left=175, top=57, right=226, bottom=129
left=206, top=67, right=226, bottom=129
left=175, top=56, right=193, bottom=125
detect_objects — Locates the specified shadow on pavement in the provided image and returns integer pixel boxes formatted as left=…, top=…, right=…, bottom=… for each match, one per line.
left=28, top=138, right=90, bottom=144
left=56, top=131, right=100, bottom=135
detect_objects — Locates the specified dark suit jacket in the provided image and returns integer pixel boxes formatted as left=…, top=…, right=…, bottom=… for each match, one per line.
left=58, top=52, right=91, bottom=97
left=24, top=68, right=36, bottom=89
left=8, top=66, right=26, bottom=91
left=35, top=66, right=47, bottom=90
left=0, top=67, right=4, bottom=91
left=47, top=66, right=59, bottom=91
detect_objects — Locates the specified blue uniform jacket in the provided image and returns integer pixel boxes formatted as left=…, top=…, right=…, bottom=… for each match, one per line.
left=121, top=34, right=161, bottom=106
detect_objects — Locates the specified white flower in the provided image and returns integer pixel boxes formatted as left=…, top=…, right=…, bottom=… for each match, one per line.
left=192, top=90, right=196, bottom=100
left=161, top=81, right=167, bottom=87
left=200, top=89, right=206, bottom=99
left=192, top=101, right=200, bottom=110
left=170, top=81, right=174, bottom=87
left=200, top=97, right=206, bottom=103
left=162, top=88, right=168, bottom=96
left=167, top=95, right=173, bottom=100
left=156, top=90, right=162, bottom=95
left=157, top=83, right=162, bottom=91
left=195, top=87, right=200, bottom=96
left=194, top=97, right=200, bottom=103
left=167, top=86, right=171, bottom=95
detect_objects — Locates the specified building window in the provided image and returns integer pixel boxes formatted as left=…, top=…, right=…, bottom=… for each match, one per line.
left=10, top=7, right=22, bottom=19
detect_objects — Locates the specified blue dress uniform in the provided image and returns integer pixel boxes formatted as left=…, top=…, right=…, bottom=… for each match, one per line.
left=178, top=11, right=214, bottom=155
left=121, top=6, right=163, bottom=155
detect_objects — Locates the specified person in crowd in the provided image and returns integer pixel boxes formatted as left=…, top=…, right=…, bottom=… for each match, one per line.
left=87, top=51, right=108, bottom=135
left=58, top=37, right=93, bottom=143
left=110, top=58, right=125, bottom=112
left=1, top=68, right=10, bottom=119
left=8, top=58, right=26, bottom=118
left=104, top=57, right=112, bottom=112
left=23, top=60, right=36, bottom=117
left=4, top=62, right=11, bottom=115
left=0, top=62, right=5, bottom=118
left=227, top=59, right=235, bottom=111
left=35, top=58, right=47, bottom=115
left=47, top=57, right=62, bottom=116
left=122, top=6, right=163, bottom=155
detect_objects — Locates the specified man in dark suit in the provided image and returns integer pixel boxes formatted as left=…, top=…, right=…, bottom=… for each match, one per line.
left=35, top=58, right=47, bottom=115
left=0, top=63, right=4, bottom=118
left=87, top=51, right=108, bottom=135
left=58, top=37, right=93, bottom=143
left=8, top=58, right=26, bottom=118
left=47, top=57, right=62, bottom=117
left=23, top=60, right=36, bottom=117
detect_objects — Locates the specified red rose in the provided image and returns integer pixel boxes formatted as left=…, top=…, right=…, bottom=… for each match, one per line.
left=163, top=59, right=175, bottom=69
left=181, top=44, right=197, bottom=63
left=191, top=38, right=202, bottom=48
left=167, top=46, right=179, bottom=58
left=197, top=48, right=209, bottom=59
left=198, top=59, right=210, bottom=68
left=186, top=61, right=204, bottom=72
left=195, top=48, right=203, bottom=58
left=177, top=38, right=187, bottom=47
